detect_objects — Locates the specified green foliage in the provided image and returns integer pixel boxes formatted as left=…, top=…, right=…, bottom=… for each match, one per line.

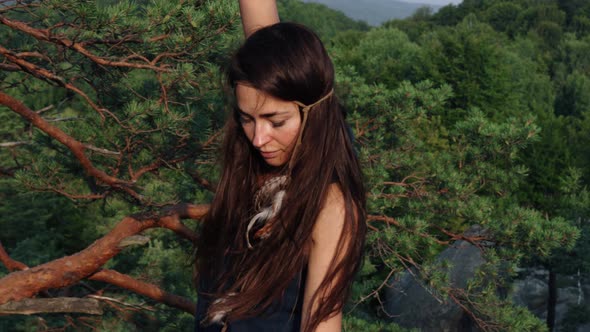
left=328, top=0, right=589, bottom=329
left=418, top=16, right=528, bottom=119
left=2, top=0, right=590, bottom=330
left=334, top=58, right=575, bottom=328
left=483, top=2, right=522, bottom=35
left=332, top=28, right=421, bottom=87
left=555, top=70, right=590, bottom=117
left=560, top=304, right=590, bottom=332
left=1, top=0, right=239, bottom=329
left=447, top=254, right=550, bottom=331
left=343, top=315, right=417, bottom=332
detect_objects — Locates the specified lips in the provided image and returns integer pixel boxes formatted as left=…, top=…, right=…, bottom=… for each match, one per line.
left=260, top=151, right=279, bottom=159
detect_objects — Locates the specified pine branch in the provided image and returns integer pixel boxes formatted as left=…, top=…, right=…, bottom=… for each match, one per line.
left=0, top=204, right=208, bottom=307
left=0, top=16, right=172, bottom=72
left=0, top=2, right=40, bottom=14
left=0, top=91, right=141, bottom=198
left=0, top=241, right=195, bottom=314
left=0, top=298, right=103, bottom=315
left=190, top=170, right=216, bottom=192
left=367, top=214, right=450, bottom=245
left=0, top=63, right=19, bottom=71
left=89, top=269, right=195, bottom=314
left=0, top=167, right=19, bottom=177
left=0, top=44, right=113, bottom=121
left=0, top=241, right=28, bottom=272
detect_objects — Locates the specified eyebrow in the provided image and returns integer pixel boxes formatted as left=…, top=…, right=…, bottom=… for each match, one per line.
left=236, top=108, right=291, bottom=119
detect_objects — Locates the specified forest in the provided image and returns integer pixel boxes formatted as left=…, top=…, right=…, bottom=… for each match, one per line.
left=1, top=0, right=589, bottom=331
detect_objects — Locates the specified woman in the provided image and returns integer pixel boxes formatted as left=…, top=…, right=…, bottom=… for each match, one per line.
left=194, top=1, right=366, bottom=331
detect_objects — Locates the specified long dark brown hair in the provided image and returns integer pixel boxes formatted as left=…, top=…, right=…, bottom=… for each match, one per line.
left=195, top=22, right=366, bottom=331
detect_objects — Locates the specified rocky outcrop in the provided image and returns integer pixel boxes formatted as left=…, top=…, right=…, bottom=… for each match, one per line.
left=511, top=268, right=590, bottom=331
left=384, top=226, right=487, bottom=332
left=383, top=226, right=590, bottom=331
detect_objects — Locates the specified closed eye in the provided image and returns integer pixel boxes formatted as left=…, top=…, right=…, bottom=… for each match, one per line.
left=239, top=114, right=253, bottom=124
left=271, top=120, right=286, bottom=128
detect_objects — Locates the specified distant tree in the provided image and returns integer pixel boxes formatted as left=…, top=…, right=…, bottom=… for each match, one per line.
left=572, top=15, right=590, bottom=36
left=418, top=15, right=537, bottom=122
left=411, top=6, right=433, bottom=21
left=431, top=4, right=464, bottom=26
left=383, top=10, right=434, bottom=42
left=483, top=2, right=522, bottom=35
left=515, top=4, right=566, bottom=35
left=557, top=0, right=590, bottom=25
left=555, top=71, right=590, bottom=117
left=332, top=28, right=421, bottom=88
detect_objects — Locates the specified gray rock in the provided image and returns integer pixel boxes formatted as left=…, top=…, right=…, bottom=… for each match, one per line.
left=510, top=269, right=590, bottom=330
left=384, top=226, right=487, bottom=331
left=511, top=271, right=549, bottom=318
left=557, top=287, right=582, bottom=324
left=383, top=225, right=590, bottom=331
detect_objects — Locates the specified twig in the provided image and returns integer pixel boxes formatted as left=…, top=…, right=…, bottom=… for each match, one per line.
left=36, top=104, right=54, bottom=114
left=83, top=144, right=121, bottom=156
left=88, top=294, right=156, bottom=312
left=0, top=141, right=29, bottom=148
left=45, top=116, right=79, bottom=122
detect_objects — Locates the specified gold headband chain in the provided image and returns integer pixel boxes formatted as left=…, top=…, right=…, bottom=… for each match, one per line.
left=288, top=88, right=334, bottom=171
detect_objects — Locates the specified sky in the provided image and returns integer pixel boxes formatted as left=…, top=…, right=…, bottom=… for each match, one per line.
left=402, top=0, right=462, bottom=4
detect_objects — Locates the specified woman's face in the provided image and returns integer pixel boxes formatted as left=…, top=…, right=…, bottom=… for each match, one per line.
left=235, top=84, right=301, bottom=167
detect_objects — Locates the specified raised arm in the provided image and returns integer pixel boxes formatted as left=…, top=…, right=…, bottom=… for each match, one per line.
left=239, top=0, right=280, bottom=38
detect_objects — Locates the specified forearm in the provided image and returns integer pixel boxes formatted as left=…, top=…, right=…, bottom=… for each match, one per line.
left=301, top=311, right=342, bottom=332
left=239, top=0, right=279, bottom=37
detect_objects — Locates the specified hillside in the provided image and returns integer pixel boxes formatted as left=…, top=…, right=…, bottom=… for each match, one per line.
left=278, top=0, right=370, bottom=39
left=302, top=0, right=442, bottom=25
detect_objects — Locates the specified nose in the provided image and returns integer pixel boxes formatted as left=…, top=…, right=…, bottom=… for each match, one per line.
left=252, top=122, right=271, bottom=148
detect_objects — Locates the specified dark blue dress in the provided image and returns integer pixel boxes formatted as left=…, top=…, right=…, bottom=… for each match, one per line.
left=195, top=269, right=306, bottom=332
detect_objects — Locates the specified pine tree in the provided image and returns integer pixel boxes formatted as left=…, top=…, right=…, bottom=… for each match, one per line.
left=1, top=0, right=237, bottom=329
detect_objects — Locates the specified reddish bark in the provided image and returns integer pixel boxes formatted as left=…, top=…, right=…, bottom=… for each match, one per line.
left=0, top=241, right=28, bottom=272
left=0, top=204, right=208, bottom=306
left=89, top=269, right=195, bottom=314
left=0, top=63, right=19, bottom=71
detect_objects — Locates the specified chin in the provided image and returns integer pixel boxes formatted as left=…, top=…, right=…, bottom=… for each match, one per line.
left=265, top=159, right=286, bottom=167
left=260, top=151, right=292, bottom=167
